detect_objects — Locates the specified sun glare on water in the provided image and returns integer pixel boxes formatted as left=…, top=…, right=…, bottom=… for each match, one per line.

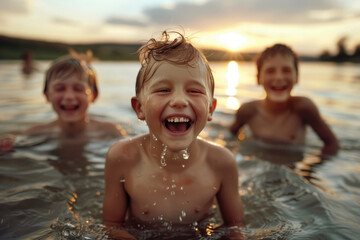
left=218, top=32, right=248, bottom=52
left=226, top=61, right=240, bottom=110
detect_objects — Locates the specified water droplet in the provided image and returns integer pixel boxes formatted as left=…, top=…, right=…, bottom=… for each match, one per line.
left=153, top=202, right=157, bottom=206
left=181, top=210, right=187, bottom=217
left=153, top=189, right=157, bottom=193
left=172, top=184, right=176, bottom=188
left=182, top=148, right=189, bottom=159
left=182, top=164, right=186, bottom=168
left=161, top=145, right=167, bottom=167
left=170, top=191, right=175, bottom=196
left=180, top=186, right=184, bottom=190
left=166, top=186, right=170, bottom=190
left=152, top=134, right=158, bottom=141
left=120, top=179, right=126, bottom=183
left=163, top=177, right=167, bottom=182
left=179, top=216, right=183, bottom=222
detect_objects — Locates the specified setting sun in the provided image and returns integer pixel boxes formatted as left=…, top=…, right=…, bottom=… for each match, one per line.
left=218, top=32, right=248, bottom=52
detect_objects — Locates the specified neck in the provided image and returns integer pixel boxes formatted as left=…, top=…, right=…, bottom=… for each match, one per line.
left=264, top=97, right=292, bottom=114
left=147, top=134, right=197, bottom=170
left=58, top=118, right=89, bottom=138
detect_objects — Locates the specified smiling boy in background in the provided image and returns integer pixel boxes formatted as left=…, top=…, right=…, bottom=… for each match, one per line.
left=230, top=43, right=338, bottom=155
left=103, top=31, right=245, bottom=239
left=0, top=51, right=123, bottom=153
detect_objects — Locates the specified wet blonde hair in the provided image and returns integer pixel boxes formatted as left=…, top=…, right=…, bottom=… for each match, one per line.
left=255, top=43, right=299, bottom=84
left=135, top=31, right=214, bottom=97
left=43, top=50, right=98, bottom=97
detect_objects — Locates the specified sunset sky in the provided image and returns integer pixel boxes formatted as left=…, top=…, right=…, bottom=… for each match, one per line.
left=1, top=0, right=360, bottom=56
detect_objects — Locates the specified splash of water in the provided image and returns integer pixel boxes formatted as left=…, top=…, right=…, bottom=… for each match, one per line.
left=182, top=148, right=189, bottom=159
left=160, top=145, right=167, bottom=167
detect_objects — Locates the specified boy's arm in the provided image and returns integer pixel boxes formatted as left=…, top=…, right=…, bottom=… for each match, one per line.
left=229, top=102, right=255, bottom=135
left=103, top=142, right=136, bottom=239
left=103, top=143, right=129, bottom=226
left=300, top=98, right=339, bottom=155
left=216, top=148, right=245, bottom=227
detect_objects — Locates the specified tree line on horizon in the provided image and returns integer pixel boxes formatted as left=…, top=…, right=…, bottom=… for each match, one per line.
left=319, top=36, right=360, bottom=63
left=1, top=34, right=359, bottom=63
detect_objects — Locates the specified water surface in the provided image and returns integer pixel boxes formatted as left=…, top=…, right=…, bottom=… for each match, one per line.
left=0, top=60, right=359, bottom=239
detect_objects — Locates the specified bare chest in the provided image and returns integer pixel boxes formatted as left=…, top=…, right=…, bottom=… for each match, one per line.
left=124, top=164, right=219, bottom=223
left=249, top=110, right=306, bottom=144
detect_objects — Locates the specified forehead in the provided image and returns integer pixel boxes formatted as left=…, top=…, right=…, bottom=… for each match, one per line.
left=262, top=54, right=295, bottom=68
left=149, top=57, right=207, bottom=80
left=143, top=60, right=208, bottom=91
left=50, top=72, right=88, bottom=85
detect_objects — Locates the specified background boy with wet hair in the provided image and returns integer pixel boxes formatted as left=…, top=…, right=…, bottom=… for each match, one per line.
left=230, top=43, right=338, bottom=155
left=0, top=51, right=123, bottom=153
left=103, top=31, right=245, bottom=239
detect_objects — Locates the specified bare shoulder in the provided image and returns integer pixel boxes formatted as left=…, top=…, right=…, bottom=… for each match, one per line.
left=292, top=96, right=319, bottom=116
left=106, top=135, right=144, bottom=166
left=200, top=140, right=237, bottom=171
left=24, top=121, right=59, bottom=136
left=238, top=100, right=260, bottom=116
left=292, top=96, right=317, bottom=109
left=90, top=118, right=124, bottom=137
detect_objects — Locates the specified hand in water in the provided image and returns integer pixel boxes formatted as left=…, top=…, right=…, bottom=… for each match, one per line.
left=0, top=134, right=16, bottom=153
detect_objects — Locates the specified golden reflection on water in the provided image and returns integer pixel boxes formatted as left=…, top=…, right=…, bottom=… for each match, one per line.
left=225, top=61, right=240, bottom=110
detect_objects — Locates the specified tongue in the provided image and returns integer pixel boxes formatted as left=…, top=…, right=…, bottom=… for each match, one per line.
left=167, top=122, right=188, bottom=132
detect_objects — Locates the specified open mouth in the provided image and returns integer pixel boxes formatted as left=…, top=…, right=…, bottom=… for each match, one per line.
left=60, top=104, right=79, bottom=111
left=164, top=116, right=192, bottom=133
left=270, top=85, right=287, bottom=92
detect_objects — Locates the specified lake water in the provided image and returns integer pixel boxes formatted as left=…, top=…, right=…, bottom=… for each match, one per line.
left=0, top=60, right=359, bottom=239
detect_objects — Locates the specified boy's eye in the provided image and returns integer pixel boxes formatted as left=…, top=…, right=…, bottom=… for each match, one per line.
left=155, top=88, right=170, bottom=93
left=265, top=68, right=275, bottom=74
left=188, top=89, right=204, bottom=94
left=74, top=87, right=85, bottom=92
left=282, top=67, right=292, bottom=73
left=53, top=85, right=65, bottom=91
left=74, top=85, right=86, bottom=92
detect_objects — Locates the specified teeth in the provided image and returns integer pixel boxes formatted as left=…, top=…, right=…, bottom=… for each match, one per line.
left=166, top=117, right=190, bottom=123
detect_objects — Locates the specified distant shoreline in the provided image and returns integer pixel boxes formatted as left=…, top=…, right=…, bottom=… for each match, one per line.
left=0, top=34, right=353, bottom=63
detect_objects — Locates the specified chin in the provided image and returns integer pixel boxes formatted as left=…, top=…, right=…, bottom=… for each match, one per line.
left=267, top=92, right=291, bottom=102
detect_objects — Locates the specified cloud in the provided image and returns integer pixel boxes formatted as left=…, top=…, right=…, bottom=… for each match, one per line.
left=0, top=0, right=30, bottom=14
left=105, top=17, right=147, bottom=27
left=52, top=17, right=78, bottom=26
left=143, top=0, right=350, bottom=29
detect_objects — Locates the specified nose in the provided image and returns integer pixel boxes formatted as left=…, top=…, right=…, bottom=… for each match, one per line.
left=63, top=88, right=76, bottom=100
left=169, top=90, right=188, bottom=108
left=273, top=70, right=285, bottom=83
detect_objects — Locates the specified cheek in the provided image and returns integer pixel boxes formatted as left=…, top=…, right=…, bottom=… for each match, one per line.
left=144, top=96, right=164, bottom=117
left=46, top=92, right=61, bottom=102
left=192, top=97, right=210, bottom=114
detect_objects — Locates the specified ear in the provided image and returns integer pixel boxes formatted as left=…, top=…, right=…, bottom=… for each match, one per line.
left=44, top=91, right=50, bottom=102
left=91, top=92, right=98, bottom=102
left=295, top=73, right=299, bottom=84
left=207, top=98, right=217, bottom=121
left=257, top=74, right=261, bottom=85
left=131, top=97, right=145, bottom=120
